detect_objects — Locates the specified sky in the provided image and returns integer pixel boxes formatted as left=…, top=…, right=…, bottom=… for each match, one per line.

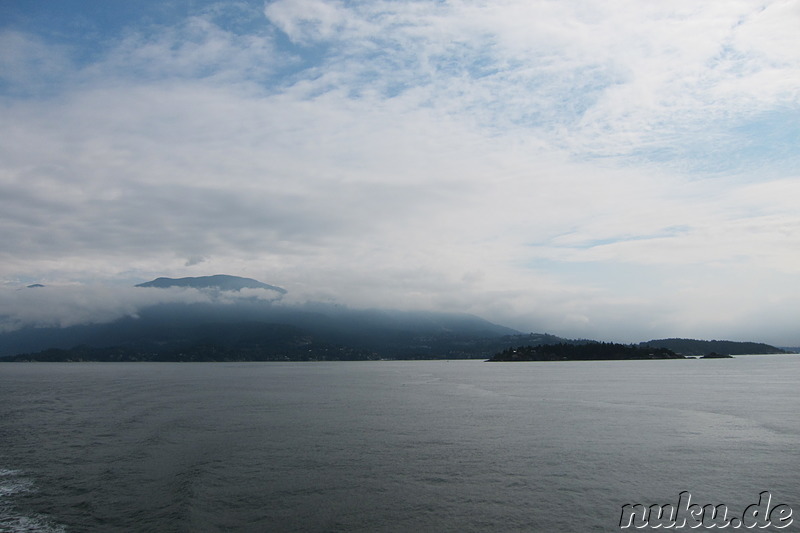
left=1, top=0, right=799, bottom=345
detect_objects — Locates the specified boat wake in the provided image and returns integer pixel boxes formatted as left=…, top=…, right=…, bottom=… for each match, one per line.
left=0, top=468, right=65, bottom=533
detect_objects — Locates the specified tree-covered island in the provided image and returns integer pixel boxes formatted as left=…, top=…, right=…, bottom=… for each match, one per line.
left=488, top=342, right=683, bottom=361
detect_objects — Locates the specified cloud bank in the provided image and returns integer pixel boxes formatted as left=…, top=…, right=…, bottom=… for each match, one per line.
left=0, top=285, right=286, bottom=333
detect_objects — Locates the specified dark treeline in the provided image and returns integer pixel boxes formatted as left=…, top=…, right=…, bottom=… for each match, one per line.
left=488, top=342, right=682, bottom=361
left=0, top=342, right=379, bottom=363
left=639, top=338, right=787, bottom=355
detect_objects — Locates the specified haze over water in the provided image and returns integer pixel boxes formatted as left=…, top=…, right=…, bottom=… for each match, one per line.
left=1, top=356, right=798, bottom=532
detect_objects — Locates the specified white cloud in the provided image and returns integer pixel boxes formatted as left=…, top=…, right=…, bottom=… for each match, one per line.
left=91, top=15, right=278, bottom=85
left=0, top=284, right=288, bottom=333
left=731, top=0, right=800, bottom=67
left=0, top=286, right=206, bottom=332
left=0, top=31, right=74, bottom=92
left=265, top=0, right=356, bottom=44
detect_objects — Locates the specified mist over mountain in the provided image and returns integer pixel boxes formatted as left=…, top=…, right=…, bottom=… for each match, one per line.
left=0, top=275, right=520, bottom=360
left=0, top=275, right=792, bottom=361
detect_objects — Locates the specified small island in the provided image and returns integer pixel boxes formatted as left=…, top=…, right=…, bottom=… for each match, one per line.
left=487, top=342, right=683, bottom=361
left=701, top=352, right=734, bottom=359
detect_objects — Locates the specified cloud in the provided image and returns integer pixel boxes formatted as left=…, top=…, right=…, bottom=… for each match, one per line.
left=0, top=284, right=287, bottom=333
left=93, top=15, right=278, bottom=85
left=0, top=1, right=799, bottom=344
left=0, top=30, right=74, bottom=94
left=265, top=0, right=800, bottom=157
left=0, top=285, right=205, bottom=332
left=265, top=0, right=354, bottom=44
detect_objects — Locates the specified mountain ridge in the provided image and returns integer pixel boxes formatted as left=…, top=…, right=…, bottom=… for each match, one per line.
left=0, top=275, right=793, bottom=361
left=0, top=300, right=520, bottom=360
left=135, top=274, right=287, bottom=294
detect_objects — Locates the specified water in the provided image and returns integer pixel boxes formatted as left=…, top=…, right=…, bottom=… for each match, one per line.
left=1, top=357, right=799, bottom=532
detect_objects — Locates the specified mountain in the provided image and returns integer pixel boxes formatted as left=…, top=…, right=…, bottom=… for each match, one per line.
left=136, top=274, right=287, bottom=294
left=0, top=275, right=791, bottom=361
left=0, top=286, right=521, bottom=360
left=639, top=338, right=788, bottom=356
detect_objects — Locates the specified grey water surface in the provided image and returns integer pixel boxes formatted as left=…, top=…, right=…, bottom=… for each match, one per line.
left=1, top=356, right=798, bottom=532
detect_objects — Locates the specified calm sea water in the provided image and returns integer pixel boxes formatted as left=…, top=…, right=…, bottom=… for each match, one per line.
left=1, top=356, right=799, bottom=532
